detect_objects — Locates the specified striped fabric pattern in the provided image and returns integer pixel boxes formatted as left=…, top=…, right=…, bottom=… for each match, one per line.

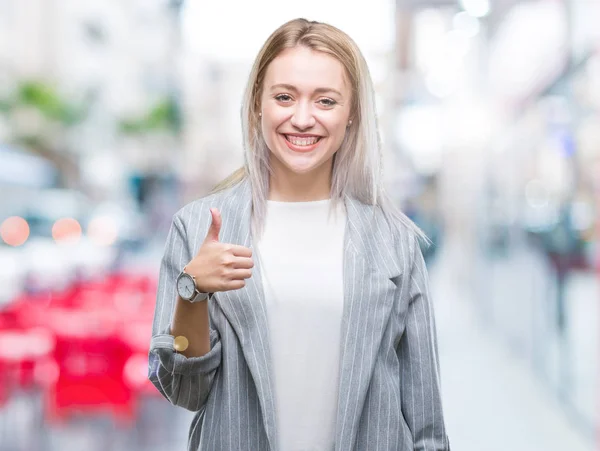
left=148, top=178, right=450, bottom=450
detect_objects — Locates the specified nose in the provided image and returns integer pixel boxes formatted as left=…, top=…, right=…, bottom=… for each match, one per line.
left=290, top=102, right=316, bottom=130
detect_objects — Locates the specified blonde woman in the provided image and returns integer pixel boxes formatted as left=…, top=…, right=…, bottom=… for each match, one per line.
left=149, top=18, right=450, bottom=451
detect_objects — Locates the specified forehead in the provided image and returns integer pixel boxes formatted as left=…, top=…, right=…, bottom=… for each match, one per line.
left=263, top=46, right=349, bottom=93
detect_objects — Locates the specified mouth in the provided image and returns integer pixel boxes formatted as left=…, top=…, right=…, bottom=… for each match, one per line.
left=281, top=134, right=324, bottom=152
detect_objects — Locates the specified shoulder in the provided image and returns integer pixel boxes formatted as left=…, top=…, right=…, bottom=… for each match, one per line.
left=376, top=204, right=422, bottom=267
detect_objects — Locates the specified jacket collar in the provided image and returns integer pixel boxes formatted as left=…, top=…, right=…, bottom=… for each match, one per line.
left=212, top=178, right=403, bottom=450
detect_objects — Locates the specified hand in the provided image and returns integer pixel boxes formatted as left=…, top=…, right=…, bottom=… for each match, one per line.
left=184, top=208, right=254, bottom=293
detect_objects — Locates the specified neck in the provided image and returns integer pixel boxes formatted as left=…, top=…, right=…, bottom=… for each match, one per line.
left=268, top=158, right=333, bottom=202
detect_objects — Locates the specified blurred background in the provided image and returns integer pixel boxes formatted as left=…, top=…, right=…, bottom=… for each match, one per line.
left=0, top=0, right=598, bottom=450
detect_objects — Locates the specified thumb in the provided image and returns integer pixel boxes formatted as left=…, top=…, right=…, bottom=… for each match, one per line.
left=204, top=208, right=221, bottom=243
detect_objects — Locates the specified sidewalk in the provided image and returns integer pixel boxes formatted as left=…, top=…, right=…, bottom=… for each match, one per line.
left=430, top=241, right=594, bottom=451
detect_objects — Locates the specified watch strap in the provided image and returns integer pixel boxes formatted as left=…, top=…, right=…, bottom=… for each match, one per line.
left=190, top=290, right=209, bottom=303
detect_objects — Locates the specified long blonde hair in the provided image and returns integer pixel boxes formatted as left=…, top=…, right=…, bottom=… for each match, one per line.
left=211, top=18, right=428, bottom=243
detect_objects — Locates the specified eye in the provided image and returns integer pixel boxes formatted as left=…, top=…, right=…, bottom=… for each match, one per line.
left=318, top=98, right=337, bottom=107
left=275, top=94, right=293, bottom=102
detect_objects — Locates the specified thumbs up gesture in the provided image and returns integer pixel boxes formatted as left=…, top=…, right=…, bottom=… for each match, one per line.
left=184, top=208, right=254, bottom=293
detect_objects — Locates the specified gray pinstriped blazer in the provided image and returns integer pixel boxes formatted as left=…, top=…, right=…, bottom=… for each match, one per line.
left=148, top=178, right=450, bottom=450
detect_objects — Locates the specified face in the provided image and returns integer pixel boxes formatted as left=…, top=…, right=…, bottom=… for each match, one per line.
left=259, top=46, right=352, bottom=179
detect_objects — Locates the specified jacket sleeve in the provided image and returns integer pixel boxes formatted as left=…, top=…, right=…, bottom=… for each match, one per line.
left=148, top=212, right=222, bottom=412
left=397, top=236, right=450, bottom=450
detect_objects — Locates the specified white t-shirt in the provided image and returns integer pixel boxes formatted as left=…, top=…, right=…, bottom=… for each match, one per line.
left=256, top=198, right=346, bottom=451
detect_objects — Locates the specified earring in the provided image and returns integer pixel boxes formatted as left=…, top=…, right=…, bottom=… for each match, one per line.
left=348, top=120, right=352, bottom=126
left=259, top=112, right=262, bottom=117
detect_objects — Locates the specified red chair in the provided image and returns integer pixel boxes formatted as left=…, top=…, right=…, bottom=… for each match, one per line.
left=0, top=327, right=56, bottom=395
left=43, top=310, right=136, bottom=425
left=0, top=270, right=160, bottom=425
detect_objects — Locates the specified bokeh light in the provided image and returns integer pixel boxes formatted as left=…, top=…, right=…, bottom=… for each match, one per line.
left=52, top=218, right=82, bottom=243
left=0, top=216, right=30, bottom=246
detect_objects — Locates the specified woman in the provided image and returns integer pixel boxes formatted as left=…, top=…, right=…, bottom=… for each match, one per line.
left=149, top=18, right=450, bottom=451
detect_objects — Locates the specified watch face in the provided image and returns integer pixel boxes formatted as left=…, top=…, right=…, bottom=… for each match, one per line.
left=177, top=273, right=196, bottom=301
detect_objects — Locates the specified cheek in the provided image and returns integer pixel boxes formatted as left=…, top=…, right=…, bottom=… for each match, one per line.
left=262, top=110, right=287, bottom=134
left=319, top=110, right=349, bottom=133
left=325, top=120, right=349, bottom=145
left=260, top=117, right=284, bottom=151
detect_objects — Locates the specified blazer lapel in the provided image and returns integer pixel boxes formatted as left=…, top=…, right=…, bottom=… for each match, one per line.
left=210, top=179, right=279, bottom=451
left=334, top=196, right=403, bottom=451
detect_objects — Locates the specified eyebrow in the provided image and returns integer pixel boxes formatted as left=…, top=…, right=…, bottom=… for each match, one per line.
left=270, top=83, right=343, bottom=97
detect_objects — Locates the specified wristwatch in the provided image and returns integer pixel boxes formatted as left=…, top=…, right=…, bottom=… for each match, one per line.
left=176, top=266, right=209, bottom=303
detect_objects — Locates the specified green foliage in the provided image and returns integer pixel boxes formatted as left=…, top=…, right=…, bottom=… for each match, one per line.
left=118, top=96, right=181, bottom=135
left=0, top=80, right=86, bottom=125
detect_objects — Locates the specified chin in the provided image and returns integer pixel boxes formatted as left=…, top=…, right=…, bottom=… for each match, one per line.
left=279, top=151, right=335, bottom=176
left=280, top=159, right=320, bottom=175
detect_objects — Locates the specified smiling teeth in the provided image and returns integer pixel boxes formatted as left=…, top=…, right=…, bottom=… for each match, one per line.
left=286, top=135, right=320, bottom=146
